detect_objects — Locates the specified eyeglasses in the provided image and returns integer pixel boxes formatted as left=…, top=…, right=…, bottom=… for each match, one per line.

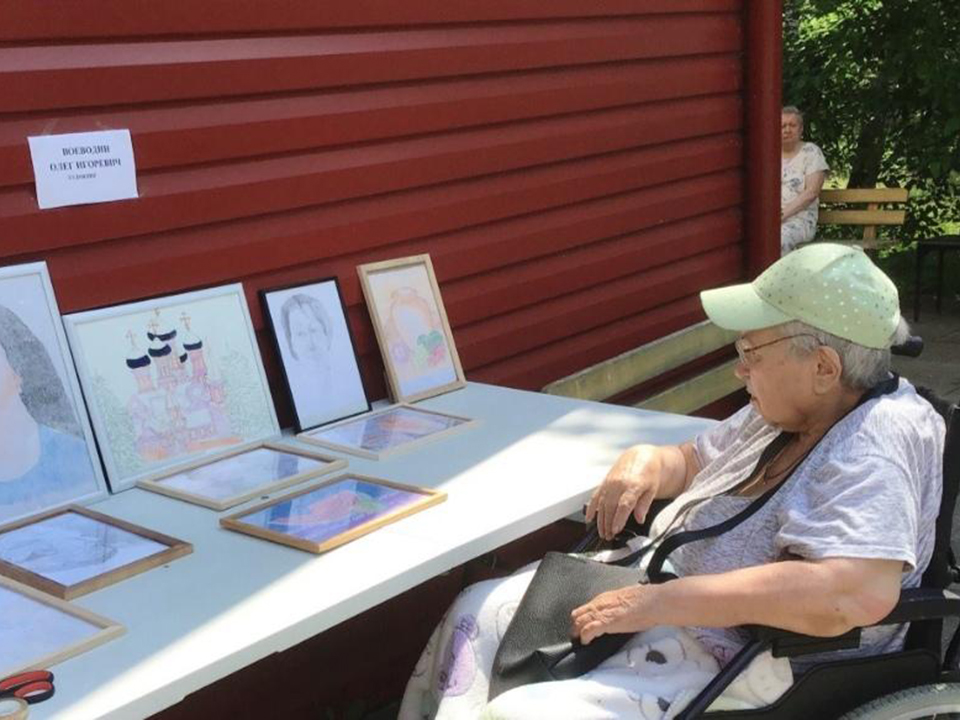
left=734, top=334, right=820, bottom=366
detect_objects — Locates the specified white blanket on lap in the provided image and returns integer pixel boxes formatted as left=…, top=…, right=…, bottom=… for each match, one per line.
left=399, top=562, right=793, bottom=720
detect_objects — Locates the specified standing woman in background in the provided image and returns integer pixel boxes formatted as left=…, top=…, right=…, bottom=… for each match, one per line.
left=781, top=106, right=829, bottom=255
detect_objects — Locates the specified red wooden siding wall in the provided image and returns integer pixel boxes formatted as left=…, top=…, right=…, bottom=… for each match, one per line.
left=0, top=0, right=749, bottom=425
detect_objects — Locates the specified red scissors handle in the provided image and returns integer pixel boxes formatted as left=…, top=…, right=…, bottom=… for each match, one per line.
left=0, top=670, right=55, bottom=704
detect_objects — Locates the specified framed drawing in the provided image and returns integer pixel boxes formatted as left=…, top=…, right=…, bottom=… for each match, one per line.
left=0, top=261, right=107, bottom=526
left=220, top=474, right=446, bottom=554
left=297, top=404, right=474, bottom=460
left=0, top=575, right=124, bottom=678
left=260, top=277, right=370, bottom=432
left=0, top=505, right=192, bottom=600
left=357, top=254, right=465, bottom=403
left=63, top=283, right=280, bottom=491
left=137, top=440, right=347, bottom=511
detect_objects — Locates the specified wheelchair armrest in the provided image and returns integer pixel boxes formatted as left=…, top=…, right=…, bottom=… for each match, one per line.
left=746, top=625, right=862, bottom=658
left=874, top=587, right=960, bottom=625
left=740, top=588, right=960, bottom=659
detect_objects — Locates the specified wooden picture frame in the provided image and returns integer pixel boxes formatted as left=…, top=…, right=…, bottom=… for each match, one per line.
left=357, top=254, right=465, bottom=403
left=0, top=505, right=192, bottom=600
left=220, top=473, right=446, bottom=554
left=260, top=276, right=370, bottom=432
left=297, top=404, right=475, bottom=460
left=0, top=261, right=108, bottom=526
left=137, top=440, right=347, bottom=511
left=63, top=283, right=280, bottom=491
left=0, top=575, right=125, bottom=678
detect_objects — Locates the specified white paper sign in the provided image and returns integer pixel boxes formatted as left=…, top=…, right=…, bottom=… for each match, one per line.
left=28, top=130, right=138, bottom=209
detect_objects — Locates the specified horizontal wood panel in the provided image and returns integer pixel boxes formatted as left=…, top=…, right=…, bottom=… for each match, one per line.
left=543, top=320, right=737, bottom=400
left=1, top=132, right=743, bottom=258
left=0, top=64, right=742, bottom=186
left=820, top=188, right=909, bottom=203
left=1, top=1, right=742, bottom=41
left=1, top=17, right=741, bottom=112
left=239, top=181, right=741, bottom=333
left=2, top=4, right=749, bottom=402
left=442, top=205, right=742, bottom=326
left=818, top=210, right=906, bottom=225
left=469, top=295, right=716, bottom=391
left=636, top=359, right=741, bottom=414
left=454, top=246, right=741, bottom=368
left=30, top=162, right=743, bottom=317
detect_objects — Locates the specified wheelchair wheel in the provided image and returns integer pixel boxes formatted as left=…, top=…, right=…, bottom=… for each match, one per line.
left=838, top=682, right=960, bottom=719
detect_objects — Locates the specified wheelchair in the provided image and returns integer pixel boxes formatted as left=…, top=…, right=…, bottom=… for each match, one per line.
left=576, top=350, right=959, bottom=718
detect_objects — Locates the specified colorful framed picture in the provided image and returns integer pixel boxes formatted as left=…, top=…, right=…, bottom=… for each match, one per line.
left=220, top=474, right=446, bottom=554
left=0, top=261, right=108, bottom=526
left=0, top=575, right=124, bottom=678
left=260, top=277, right=370, bottom=432
left=297, top=404, right=474, bottom=460
left=357, top=254, right=465, bottom=403
left=137, top=440, right=347, bottom=511
left=0, top=505, right=192, bottom=600
left=63, top=283, right=281, bottom=491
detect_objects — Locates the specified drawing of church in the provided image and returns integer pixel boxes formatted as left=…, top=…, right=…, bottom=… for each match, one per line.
left=124, top=310, right=239, bottom=461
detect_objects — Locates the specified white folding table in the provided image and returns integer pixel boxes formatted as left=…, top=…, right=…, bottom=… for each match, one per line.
left=29, top=382, right=715, bottom=720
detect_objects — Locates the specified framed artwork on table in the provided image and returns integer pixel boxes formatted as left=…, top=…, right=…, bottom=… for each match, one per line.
left=0, top=505, right=192, bottom=600
left=0, top=262, right=108, bottom=526
left=137, top=440, right=347, bottom=511
left=0, top=575, right=124, bottom=678
left=357, top=254, right=465, bottom=403
left=220, top=474, right=446, bottom=554
left=63, top=283, right=280, bottom=491
left=297, top=404, right=474, bottom=460
left=260, top=277, right=370, bottom=432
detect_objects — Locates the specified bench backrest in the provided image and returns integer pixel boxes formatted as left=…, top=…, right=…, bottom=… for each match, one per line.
left=542, top=320, right=740, bottom=414
left=818, top=187, right=909, bottom=248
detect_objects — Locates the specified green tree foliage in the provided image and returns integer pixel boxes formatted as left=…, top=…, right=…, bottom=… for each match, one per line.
left=783, top=0, right=960, bottom=245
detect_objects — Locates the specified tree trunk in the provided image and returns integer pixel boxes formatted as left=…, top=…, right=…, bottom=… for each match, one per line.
left=847, top=109, right=887, bottom=188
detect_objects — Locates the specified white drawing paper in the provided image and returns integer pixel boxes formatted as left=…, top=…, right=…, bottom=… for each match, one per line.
left=264, top=280, right=368, bottom=430
left=0, top=583, right=102, bottom=677
left=0, top=511, right=168, bottom=587
left=156, top=447, right=330, bottom=502
left=365, top=263, right=458, bottom=398
left=64, top=284, right=280, bottom=490
left=28, top=129, right=138, bottom=210
left=0, top=263, right=106, bottom=525
left=306, top=406, right=468, bottom=453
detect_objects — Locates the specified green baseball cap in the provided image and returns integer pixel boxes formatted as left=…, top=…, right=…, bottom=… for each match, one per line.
left=700, top=243, right=901, bottom=349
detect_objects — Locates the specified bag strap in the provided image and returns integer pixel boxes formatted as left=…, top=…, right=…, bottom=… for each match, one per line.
left=645, top=372, right=901, bottom=582
left=603, top=432, right=791, bottom=572
left=645, top=433, right=791, bottom=581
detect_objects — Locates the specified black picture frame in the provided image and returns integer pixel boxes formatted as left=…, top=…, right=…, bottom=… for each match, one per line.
left=260, top=276, right=371, bottom=433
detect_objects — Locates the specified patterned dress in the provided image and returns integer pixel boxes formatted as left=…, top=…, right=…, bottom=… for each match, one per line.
left=781, top=142, right=829, bottom=254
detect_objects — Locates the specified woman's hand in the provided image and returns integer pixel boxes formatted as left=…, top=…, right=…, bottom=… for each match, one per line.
left=571, top=585, right=660, bottom=644
left=584, top=445, right=661, bottom=540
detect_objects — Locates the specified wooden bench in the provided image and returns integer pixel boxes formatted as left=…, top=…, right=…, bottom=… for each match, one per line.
left=542, top=320, right=741, bottom=415
left=817, top=187, right=909, bottom=249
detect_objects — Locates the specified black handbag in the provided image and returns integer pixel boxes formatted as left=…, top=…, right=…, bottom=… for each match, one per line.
left=488, top=433, right=793, bottom=701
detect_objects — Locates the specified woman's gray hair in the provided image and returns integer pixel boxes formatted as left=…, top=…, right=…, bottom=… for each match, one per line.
left=782, top=105, right=804, bottom=127
left=781, top=318, right=910, bottom=390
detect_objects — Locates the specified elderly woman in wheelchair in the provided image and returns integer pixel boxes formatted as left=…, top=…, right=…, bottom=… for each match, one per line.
left=400, top=244, right=952, bottom=720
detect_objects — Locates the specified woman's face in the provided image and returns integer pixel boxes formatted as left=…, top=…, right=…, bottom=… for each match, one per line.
left=288, top=306, right=329, bottom=365
left=0, top=342, right=22, bottom=411
left=781, top=113, right=802, bottom=146
left=734, top=328, right=818, bottom=431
